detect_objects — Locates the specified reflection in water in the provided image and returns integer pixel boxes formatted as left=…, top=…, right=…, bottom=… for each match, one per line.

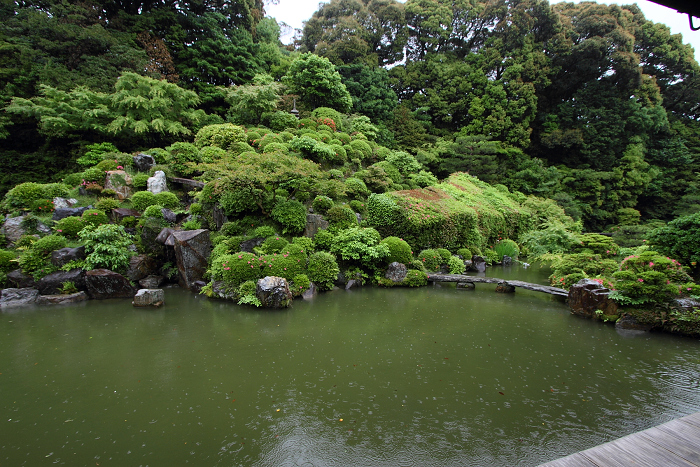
left=1, top=276, right=699, bottom=466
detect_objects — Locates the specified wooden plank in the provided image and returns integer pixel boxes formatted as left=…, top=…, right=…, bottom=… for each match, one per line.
left=641, top=424, right=700, bottom=465
left=538, top=453, right=598, bottom=467
left=680, top=412, right=700, bottom=429
left=581, top=433, right=697, bottom=466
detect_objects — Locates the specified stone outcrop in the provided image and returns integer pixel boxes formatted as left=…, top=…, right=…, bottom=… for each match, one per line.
left=7, top=269, right=36, bottom=289
left=568, top=278, right=618, bottom=319
left=51, top=246, right=86, bottom=268
left=126, top=254, right=157, bottom=281
left=132, top=289, right=164, bottom=307
left=161, top=208, right=177, bottom=224
left=111, top=208, right=140, bottom=223
left=0, top=288, right=38, bottom=308
left=210, top=280, right=236, bottom=300
left=133, top=153, right=155, bottom=172
left=147, top=170, right=168, bottom=194
left=172, top=229, right=211, bottom=290
left=303, top=214, right=329, bottom=238
left=239, top=237, right=264, bottom=252
left=36, top=292, right=88, bottom=306
left=1, top=216, right=50, bottom=244
left=155, top=227, right=176, bottom=246
left=495, top=281, right=515, bottom=293
left=104, top=170, right=133, bottom=200
left=471, top=255, right=486, bottom=272
left=52, top=206, right=90, bottom=221
left=37, top=269, right=86, bottom=295
left=85, top=269, right=136, bottom=299
left=52, top=197, right=78, bottom=209
left=302, top=282, right=318, bottom=300
left=385, top=262, right=408, bottom=282
left=256, top=276, right=293, bottom=308
left=615, top=314, right=653, bottom=332
left=139, top=275, right=164, bottom=289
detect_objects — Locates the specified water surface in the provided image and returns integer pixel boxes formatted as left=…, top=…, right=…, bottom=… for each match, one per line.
left=1, top=273, right=699, bottom=466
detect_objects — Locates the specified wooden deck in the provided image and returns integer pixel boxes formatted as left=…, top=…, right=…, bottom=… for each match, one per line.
left=539, top=411, right=700, bottom=466
left=426, top=273, right=569, bottom=298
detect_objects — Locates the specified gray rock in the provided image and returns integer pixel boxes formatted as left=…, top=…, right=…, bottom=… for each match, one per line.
left=456, top=281, right=475, bottom=290
left=303, top=214, right=329, bottom=238
left=132, top=289, right=164, bottom=307
left=345, top=279, right=360, bottom=290
left=6, top=269, right=36, bottom=288
left=239, top=237, right=265, bottom=252
left=155, top=227, right=176, bottom=245
left=472, top=255, right=486, bottom=273
left=52, top=197, right=78, bottom=209
left=210, top=280, right=236, bottom=300
left=104, top=170, right=133, bottom=200
left=615, top=314, right=653, bottom=332
left=126, top=254, right=157, bottom=281
left=133, top=153, right=156, bottom=172
left=302, top=282, right=318, bottom=300
left=191, top=280, right=207, bottom=294
left=139, top=275, right=164, bottom=289
left=111, top=208, right=140, bottom=223
left=495, top=281, right=515, bottom=293
left=1, top=216, right=50, bottom=244
left=147, top=170, right=168, bottom=194
left=568, top=278, right=618, bottom=319
left=256, top=276, right=293, bottom=308
left=52, top=207, right=89, bottom=221
left=172, top=229, right=211, bottom=290
left=85, top=269, right=136, bottom=299
left=37, top=269, right=86, bottom=295
left=463, top=259, right=473, bottom=270
left=213, top=205, right=228, bottom=230
left=161, top=208, right=177, bottom=224
left=0, top=288, right=39, bottom=308
left=51, top=246, right=86, bottom=267
left=502, top=255, right=513, bottom=266
left=36, top=291, right=88, bottom=306
left=385, top=262, right=408, bottom=282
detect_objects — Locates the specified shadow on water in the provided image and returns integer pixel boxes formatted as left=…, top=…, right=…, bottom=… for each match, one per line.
left=1, top=282, right=699, bottom=466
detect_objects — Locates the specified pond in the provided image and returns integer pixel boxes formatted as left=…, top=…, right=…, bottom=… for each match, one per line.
left=2, top=265, right=700, bottom=466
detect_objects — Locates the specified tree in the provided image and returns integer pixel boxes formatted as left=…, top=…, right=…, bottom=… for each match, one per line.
left=224, top=74, right=282, bottom=124
left=338, top=64, right=398, bottom=122
left=282, top=53, right=352, bottom=112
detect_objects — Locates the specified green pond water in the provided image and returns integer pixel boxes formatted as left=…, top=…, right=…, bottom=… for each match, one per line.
left=2, top=264, right=700, bottom=466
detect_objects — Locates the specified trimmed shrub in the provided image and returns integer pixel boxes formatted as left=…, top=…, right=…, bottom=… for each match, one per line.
left=326, top=205, right=358, bottom=231
left=262, top=111, right=299, bottom=132
left=130, top=191, right=157, bottom=211
left=611, top=251, right=694, bottom=305
left=3, top=182, right=68, bottom=210
left=448, top=256, right=466, bottom=274
left=200, top=146, right=228, bottom=163
left=418, top=249, right=442, bottom=272
left=252, top=225, right=277, bottom=238
left=79, top=224, right=135, bottom=273
left=307, top=251, right=340, bottom=291
left=210, top=252, right=262, bottom=286
left=312, top=195, right=334, bottom=214
left=260, top=235, right=289, bottom=254
left=31, top=235, right=66, bottom=256
left=456, top=248, right=472, bottom=260
left=260, top=244, right=308, bottom=280
left=95, top=159, right=119, bottom=172
left=54, top=216, right=87, bottom=239
left=344, top=177, right=370, bottom=199
left=291, top=274, right=311, bottom=297
left=76, top=142, right=120, bottom=167
left=314, top=229, right=334, bottom=251
left=380, top=236, right=413, bottom=264
left=81, top=209, right=109, bottom=227
left=166, top=142, right=200, bottom=176
left=494, top=239, right=520, bottom=261
left=0, top=249, right=16, bottom=273
left=549, top=253, right=619, bottom=289
left=194, top=123, right=246, bottom=149
left=154, top=191, right=180, bottom=210
left=403, top=269, right=428, bottom=287
left=95, top=198, right=121, bottom=211
left=330, top=227, right=390, bottom=269
left=271, top=199, right=307, bottom=234
left=292, top=236, right=315, bottom=253
left=436, top=248, right=452, bottom=263
left=132, top=173, right=150, bottom=189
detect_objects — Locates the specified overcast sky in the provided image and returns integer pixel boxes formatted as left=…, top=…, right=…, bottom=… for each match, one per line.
left=264, top=0, right=700, bottom=62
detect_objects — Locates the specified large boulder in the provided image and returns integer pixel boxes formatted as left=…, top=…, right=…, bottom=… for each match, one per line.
left=139, top=275, right=164, bottom=289
left=385, top=262, right=408, bottom=282
left=111, top=208, right=140, bottom=223
left=36, top=291, right=88, bottom=306
left=239, top=237, right=264, bottom=252
left=568, top=278, right=618, bottom=319
left=6, top=269, right=36, bottom=289
left=155, top=227, right=176, bottom=246
left=50, top=246, right=86, bottom=268
left=37, top=269, right=86, bottom=295
left=133, top=153, right=155, bottom=172
left=85, top=269, right=136, bottom=299
left=213, top=205, right=228, bottom=230
left=1, top=216, right=50, bottom=244
left=104, top=170, right=133, bottom=200
left=471, top=255, right=486, bottom=273
left=126, top=254, right=157, bottom=281
left=302, top=282, right=318, bottom=300
left=52, top=206, right=90, bottom=221
left=147, top=170, right=168, bottom=194
left=52, top=197, right=78, bottom=209
left=210, top=280, right=237, bottom=300
left=172, top=229, right=211, bottom=290
left=0, top=288, right=39, bottom=308
left=256, top=276, right=293, bottom=308
left=132, top=289, right=164, bottom=307
left=303, top=214, right=329, bottom=238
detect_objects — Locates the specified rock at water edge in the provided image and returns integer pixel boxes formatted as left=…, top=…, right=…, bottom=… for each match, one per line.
left=133, top=289, right=165, bottom=307
left=85, top=269, right=136, bottom=299
left=256, top=276, right=293, bottom=308
left=0, top=288, right=39, bottom=308
left=172, top=229, right=211, bottom=290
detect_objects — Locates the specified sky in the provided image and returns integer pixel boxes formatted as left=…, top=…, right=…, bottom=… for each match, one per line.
left=264, top=0, right=700, bottom=62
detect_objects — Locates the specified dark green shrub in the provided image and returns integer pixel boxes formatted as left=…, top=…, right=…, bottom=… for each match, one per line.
left=380, top=236, right=413, bottom=264
left=81, top=167, right=106, bottom=184
left=647, top=213, right=700, bottom=278
left=194, top=123, right=246, bottom=149
left=120, top=216, right=138, bottom=228
left=182, top=219, right=202, bottom=230
left=448, top=256, right=466, bottom=274
left=154, top=191, right=180, bottom=210
left=81, top=209, right=109, bottom=227
left=166, top=142, right=200, bottom=176
left=314, top=229, right=334, bottom=251
left=62, top=173, right=83, bottom=187
left=78, top=224, right=134, bottom=273
left=291, top=273, right=311, bottom=297
left=189, top=203, right=203, bottom=216
left=0, top=249, right=17, bottom=272
left=130, top=191, right=157, bottom=211
left=327, top=169, right=344, bottom=180
left=344, top=177, right=370, bottom=199
left=298, top=118, right=317, bottom=130
left=31, top=198, right=54, bottom=214
left=610, top=251, right=694, bottom=304
left=132, top=173, right=150, bottom=189
left=330, top=227, right=390, bottom=269
left=236, top=280, right=261, bottom=307
left=76, top=142, right=120, bottom=167
left=456, top=248, right=472, bottom=260
left=252, top=225, right=277, bottom=238
left=549, top=253, right=619, bottom=289
left=260, top=235, right=289, bottom=254
left=18, top=249, right=54, bottom=278
left=494, top=239, right=519, bottom=261
left=312, top=195, right=334, bottom=214
left=349, top=139, right=372, bottom=160
left=326, top=205, right=357, bottom=230
left=94, top=198, right=121, bottom=211
left=436, top=248, right=452, bottom=263
left=262, top=142, right=290, bottom=154
left=142, top=205, right=165, bottom=219
left=572, top=233, right=619, bottom=256
left=32, top=235, right=67, bottom=255
left=260, top=244, right=308, bottom=280
left=403, top=269, right=428, bottom=287
left=349, top=200, right=366, bottom=215
left=271, top=199, right=307, bottom=234
left=408, top=259, right=427, bottom=272
left=95, top=159, right=119, bottom=172
left=3, top=182, right=58, bottom=209
left=292, top=236, right=315, bottom=253
left=484, top=249, right=500, bottom=264
left=418, top=249, right=442, bottom=272
left=246, top=131, right=262, bottom=146
left=262, top=111, right=299, bottom=132
left=307, top=251, right=339, bottom=291
left=210, top=252, right=262, bottom=286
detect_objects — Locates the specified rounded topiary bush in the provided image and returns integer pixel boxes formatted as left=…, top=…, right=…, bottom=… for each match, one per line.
left=94, top=198, right=121, bottom=211
left=81, top=209, right=109, bottom=227
left=307, top=251, right=339, bottom=291
left=380, top=236, right=413, bottom=265
left=130, top=191, right=157, bottom=211
left=31, top=234, right=67, bottom=255
left=312, top=195, right=334, bottom=214
left=326, top=205, right=357, bottom=230
left=260, top=235, right=289, bottom=254
left=436, top=248, right=452, bottom=263
left=260, top=244, right=308, bottom=280
left=210, top=252, right=262, bottom=286
left=418, top=249, right=442, bottom=272
left=291, top=274, right=311, bottom=296
left=142, top=205, right=165, bottom=219
left=55, top=216, right=87, bottom=239
left=154, top=191, right=180, bottom=210
left=194, top=123, right=246, bottom=149
left=0, top=249, right=16, bottom=273
left=448, top=256, right=466, bottom=274
left=271, top=199, right=307, bottom=235
left=403, top=269, right=428, bottom=287
left=456, top=248, right=472, bottom=260
left=344, top=177, right=370, bottom=199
